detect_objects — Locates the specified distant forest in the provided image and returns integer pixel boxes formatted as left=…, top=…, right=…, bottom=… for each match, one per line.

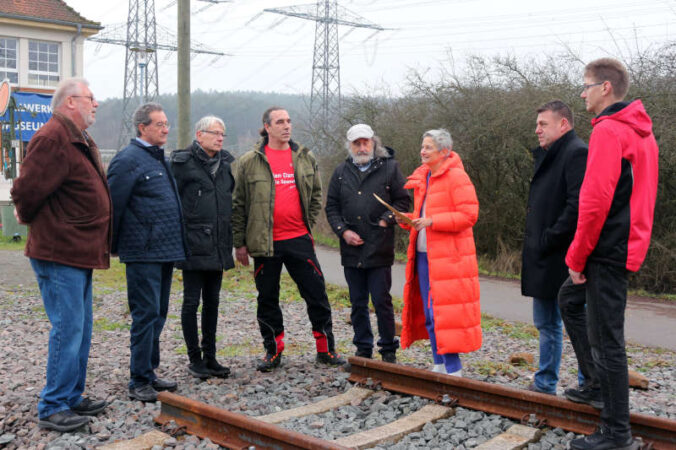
left=88, top=90, right=311, bottom=155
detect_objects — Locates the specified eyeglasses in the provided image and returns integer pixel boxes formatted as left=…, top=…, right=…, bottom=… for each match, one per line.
left=582, top=81, right=604, bottom=92
left=201, top=130, right=226, bottom=137
left=71, top=95, right=95, bottom=102
left=151, top=122, right=171, bottom=129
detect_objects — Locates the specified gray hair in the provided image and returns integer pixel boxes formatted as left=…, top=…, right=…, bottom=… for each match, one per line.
left=422, top=129, right=453, bottom=151
left=344, top=134, right=389, bottom=159
left=133, top=102, right=164, bottom=137
left=51, top=78, right=89, bottom=110
left=194, top=115, right=225, bottom=134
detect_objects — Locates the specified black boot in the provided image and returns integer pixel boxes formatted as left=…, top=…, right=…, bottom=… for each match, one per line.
left=205, top=358, right=231, bottom=378
left=188, top=359, right=211, bottom=379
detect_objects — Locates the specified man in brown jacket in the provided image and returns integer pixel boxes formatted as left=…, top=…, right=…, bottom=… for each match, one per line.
left=11, top=78, right=112, bottom=432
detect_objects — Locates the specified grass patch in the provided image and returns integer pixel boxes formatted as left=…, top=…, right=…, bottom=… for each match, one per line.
left=218, top=342, right=261, bottom=357
left=312, top=232, right=339, bottom=250
left=634, top=358, right=672, bottom=372
left=0, top=236, right=26, bottom=251
left=93, top=317, right=130, bottom=331
left=470, top=359, right=520, bottom=378
left=93, top=259, right=127, bottom=290
left=481, top=313, right=538, bottom=340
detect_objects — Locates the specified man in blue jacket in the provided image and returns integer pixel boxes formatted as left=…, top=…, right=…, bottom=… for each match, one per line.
left=107, top=103, right=186, bottom=402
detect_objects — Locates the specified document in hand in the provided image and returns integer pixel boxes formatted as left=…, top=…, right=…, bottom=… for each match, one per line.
left=373, top=193, right=414, bottom=226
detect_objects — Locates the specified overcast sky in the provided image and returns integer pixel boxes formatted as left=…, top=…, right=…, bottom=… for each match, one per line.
left=65, top=0, right=675, bottom=101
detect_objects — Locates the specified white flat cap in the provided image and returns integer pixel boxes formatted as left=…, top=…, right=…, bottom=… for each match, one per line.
left=346, top=123, right=374, bottom=142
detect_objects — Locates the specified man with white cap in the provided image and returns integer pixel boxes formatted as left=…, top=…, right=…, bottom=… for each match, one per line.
left=325, top=124, right=409, bottom=363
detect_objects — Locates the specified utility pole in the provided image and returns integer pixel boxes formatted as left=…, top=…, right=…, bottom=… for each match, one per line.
left=265, top=1, right=384, bottom=152
left=177, top=0, right=190, bottom=149
left=88, top=0, right=227, bottom=149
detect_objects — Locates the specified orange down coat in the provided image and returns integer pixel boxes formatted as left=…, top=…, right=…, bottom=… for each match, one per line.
left=400, top=153, right=482, bottom=353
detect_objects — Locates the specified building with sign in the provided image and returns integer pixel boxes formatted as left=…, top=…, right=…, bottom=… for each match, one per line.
left=0, top=0, right=101, bottom=203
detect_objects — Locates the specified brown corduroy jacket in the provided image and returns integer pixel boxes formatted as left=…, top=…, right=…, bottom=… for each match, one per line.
left=11, top=112, right=112, bottom=269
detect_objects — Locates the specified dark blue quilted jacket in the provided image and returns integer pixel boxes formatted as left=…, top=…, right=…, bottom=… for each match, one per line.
left=107, top=139, right=187, bottom=263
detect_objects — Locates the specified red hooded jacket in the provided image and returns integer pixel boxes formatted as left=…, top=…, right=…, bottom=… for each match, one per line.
left=566, top=100, right=659, bottom=273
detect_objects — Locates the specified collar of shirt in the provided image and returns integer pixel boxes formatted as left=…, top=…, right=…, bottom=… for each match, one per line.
left=135, top=137, right=163, bottom=150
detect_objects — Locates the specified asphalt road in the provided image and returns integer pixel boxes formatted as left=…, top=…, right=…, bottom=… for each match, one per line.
left=314, top=246, right=676, bottom=351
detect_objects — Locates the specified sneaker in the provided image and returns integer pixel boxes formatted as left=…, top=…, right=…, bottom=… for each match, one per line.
left=381, top=352, right=397, bottom=364
left=38, top=410, right=89, bottom=432
left=129, top=384, right=159, bottom=402
left=565, top=386, right=604, bottom=409
left=447, top=368, right=463, bottom=377
left=151, top=378, right=177, bottom=392
left=431, top=363, right=446, bottom=374
left=570, top=428, right=639, bottom=450
left=316, top=351, right=346, bottom=366
left=205, top=358, right=231, bottom=378
left=188, top=360, right=211, bottom=379
left=71, top=397, right=107, bottom=416
left=527, top=382, right=555, bottom=396
left=257, top=351, right=283, bottom=372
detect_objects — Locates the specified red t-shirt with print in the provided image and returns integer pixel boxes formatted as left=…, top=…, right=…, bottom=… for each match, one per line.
left=266, top=145, right=308, bottom=241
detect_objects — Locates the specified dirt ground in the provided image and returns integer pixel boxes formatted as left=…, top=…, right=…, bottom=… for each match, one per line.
left=0, top=250, right=36, bottom=288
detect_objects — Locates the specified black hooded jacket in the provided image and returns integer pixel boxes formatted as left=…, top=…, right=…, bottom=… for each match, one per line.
left=325, top=147, right=410, bottom=268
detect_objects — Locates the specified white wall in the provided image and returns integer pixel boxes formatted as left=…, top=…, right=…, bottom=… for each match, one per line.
left=0, top=21, right=89, bottom=89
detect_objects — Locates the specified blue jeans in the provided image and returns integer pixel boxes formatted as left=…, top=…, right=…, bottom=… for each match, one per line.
left=30, top=259, right=93, bottom=419
left=344, top=266, right=398, bottom=356
left=126, top=262, right=174, bottom=388
left=416, top=252, right=461, bottom=373
left=532, top=297, right=562, bottom=394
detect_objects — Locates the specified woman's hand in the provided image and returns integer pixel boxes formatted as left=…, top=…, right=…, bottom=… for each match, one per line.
left=412, top=217, right=432, bottom=231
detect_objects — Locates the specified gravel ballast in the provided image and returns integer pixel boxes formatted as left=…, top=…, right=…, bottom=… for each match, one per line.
left=0, top=257, right=673, bottom=449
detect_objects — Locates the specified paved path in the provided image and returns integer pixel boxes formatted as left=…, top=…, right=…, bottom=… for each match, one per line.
left=315, top=246, right=676, bottom=351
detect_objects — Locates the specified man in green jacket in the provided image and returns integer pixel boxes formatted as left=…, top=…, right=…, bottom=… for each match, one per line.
left=232, top=106, right=345, bottom=372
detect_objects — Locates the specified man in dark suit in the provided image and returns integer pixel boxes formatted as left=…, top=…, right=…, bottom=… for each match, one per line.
left=521, top=100, right=587, bottom=395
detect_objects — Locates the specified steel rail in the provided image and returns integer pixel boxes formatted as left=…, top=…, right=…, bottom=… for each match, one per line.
left=155, top=391, right=350, bottom=450
left=347, top=357, right=676, bottom=450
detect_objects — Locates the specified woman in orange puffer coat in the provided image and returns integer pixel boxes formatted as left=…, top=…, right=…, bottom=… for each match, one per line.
left=397, top=129, right=481, bottom=376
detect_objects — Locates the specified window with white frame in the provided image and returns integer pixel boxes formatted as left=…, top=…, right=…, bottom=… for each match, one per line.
left=0, top=38, right=18, bottom=84
left=28, top=40, right=60, bottom=87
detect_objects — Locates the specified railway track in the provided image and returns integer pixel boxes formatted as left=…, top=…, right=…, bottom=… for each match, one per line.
left=155, top=357, right=676, bottom=449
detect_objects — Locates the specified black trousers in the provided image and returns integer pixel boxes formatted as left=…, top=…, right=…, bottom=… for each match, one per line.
left=344, top=266, right=398, bottom=356
left=558, top=261, right=631, bottom=440
left=253, top=234, right=335, bottom=355
left=181, top=270, right=223, bottom=363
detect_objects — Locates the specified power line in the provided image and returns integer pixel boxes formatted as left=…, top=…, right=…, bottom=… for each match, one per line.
left=264, top=1, right=387, bottom=148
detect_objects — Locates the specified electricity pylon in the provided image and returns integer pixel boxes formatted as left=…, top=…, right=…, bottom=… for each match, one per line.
left=88, top=0, right=226, bottom=149
left=264, top=1, right=384, bottom=150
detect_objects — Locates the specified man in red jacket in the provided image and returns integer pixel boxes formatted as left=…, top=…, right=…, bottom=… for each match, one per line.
left=561, top=58, right=658, bottom=450
left=11, top=78, right=111, bottom=432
